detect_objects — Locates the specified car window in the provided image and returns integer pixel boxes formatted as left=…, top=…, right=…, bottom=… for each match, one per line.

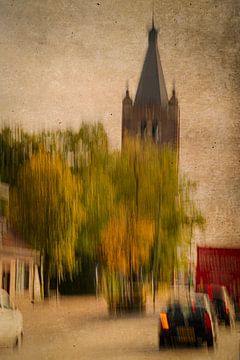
left=195, top=296, right=204, bottom=307
left=181, top=305, right=192, bottom=318
left=212, top=286, right=223, bottom=300
left=168, top=304, right=191, bottom=319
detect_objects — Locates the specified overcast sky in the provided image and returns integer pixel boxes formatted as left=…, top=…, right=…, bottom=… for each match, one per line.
left=0, top=0, right=239, bottom=147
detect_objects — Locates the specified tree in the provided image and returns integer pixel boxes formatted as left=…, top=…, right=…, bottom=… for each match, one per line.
left=99, top=137, right=178, bottom=311
left=0, top=127, right=25, bottom=186
left=101, top=207, right=154, bottom=312
left=103, top=137, right=154, bottom=311
left=10, top=149, right=84, bottom=297
left=73, top=123, right=112, bottom=257
left=100, top=135, right=204, bottom=312
left=0, top=124, right=111, bottom=296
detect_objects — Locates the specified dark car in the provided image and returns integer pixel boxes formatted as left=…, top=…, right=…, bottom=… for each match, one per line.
left=206, top=285, right=235, bottom=327
left=158, top=301, right=216, bottom=349
left=194, top=293, right=218, bottom=342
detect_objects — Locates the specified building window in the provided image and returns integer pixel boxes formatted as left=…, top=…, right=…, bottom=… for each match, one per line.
left=152, top=124, right=159, bottom=142
left=141, top=121, right=147, bottom=138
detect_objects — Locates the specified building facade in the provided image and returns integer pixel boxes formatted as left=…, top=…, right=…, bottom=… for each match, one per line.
left=0, top=216, right=41, bottom=303
left=0, top=183, right=41, bottom=303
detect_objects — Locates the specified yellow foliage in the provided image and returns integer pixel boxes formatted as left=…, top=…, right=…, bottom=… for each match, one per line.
left=10, top=148, right=84, bottom=279
left=101, top=209, right=154, bottom=276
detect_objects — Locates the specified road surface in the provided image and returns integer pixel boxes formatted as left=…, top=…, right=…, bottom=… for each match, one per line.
left=0, top=296, right=239, bottom=360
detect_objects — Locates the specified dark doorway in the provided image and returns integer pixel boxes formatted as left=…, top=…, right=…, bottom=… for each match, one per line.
left=2, top=272, right=10, bottom=293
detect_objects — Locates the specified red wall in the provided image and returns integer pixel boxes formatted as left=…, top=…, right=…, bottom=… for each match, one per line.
left=196, top=247, right=240, bottom=304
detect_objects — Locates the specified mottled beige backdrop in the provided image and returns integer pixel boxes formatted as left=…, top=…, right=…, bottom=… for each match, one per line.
left=1, top=0, right=240, bottom=247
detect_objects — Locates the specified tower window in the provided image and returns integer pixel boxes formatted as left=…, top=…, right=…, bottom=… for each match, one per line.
left=152, top=124, right=159, bottom=142
left=141, top=121, right=147, bottom=138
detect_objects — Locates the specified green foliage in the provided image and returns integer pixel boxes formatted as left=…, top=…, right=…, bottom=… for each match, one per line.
left=0, top=199, right=8, bottom=217
left=10, top=149, right=84, bottom=280
left=110, top=136, right=183, bottom=281
left=100, top=135, right=205, bottom=310
left=71, top=123, right=113, bottom=259
left=0, top=127, right=25, bottom=186
left=0, top=125, right=204, bottom=305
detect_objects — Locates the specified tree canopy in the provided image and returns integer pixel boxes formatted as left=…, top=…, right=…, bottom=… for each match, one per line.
left=0, top=125, right=204, bottom=306
left=10, top=148, right=84, bottom=294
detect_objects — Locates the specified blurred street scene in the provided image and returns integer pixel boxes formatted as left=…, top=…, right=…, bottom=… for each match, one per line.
left=0, top=295, right=239, bottom=360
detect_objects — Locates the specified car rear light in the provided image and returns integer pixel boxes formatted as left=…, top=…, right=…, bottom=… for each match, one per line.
left=207, top=285, right=213, bottom=301
left=160, top=312, right=169, bottom=330
left=204, top=312, right=212, bottom=331
left=191, top=302, right=195, bottom=313
left=224, top=301, right=229, bottom=315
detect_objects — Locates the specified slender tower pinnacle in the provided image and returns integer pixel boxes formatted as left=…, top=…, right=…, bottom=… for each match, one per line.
left=152, top=1, right=155, bottom=29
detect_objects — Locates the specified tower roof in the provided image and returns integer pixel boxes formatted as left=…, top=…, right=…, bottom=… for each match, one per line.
left=134, top=24, right=168, bottom=107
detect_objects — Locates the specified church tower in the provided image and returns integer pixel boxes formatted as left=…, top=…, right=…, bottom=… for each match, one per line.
left=122, top=20, right=180, bottom=152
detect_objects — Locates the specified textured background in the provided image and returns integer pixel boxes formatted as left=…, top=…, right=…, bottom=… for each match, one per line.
left=0, top=0, right=240, bottom=247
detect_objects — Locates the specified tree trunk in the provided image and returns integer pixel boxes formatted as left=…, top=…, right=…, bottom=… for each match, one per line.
left=95, top=264, right=99, bottom=299
left=43, top=253, right=50, bottom=298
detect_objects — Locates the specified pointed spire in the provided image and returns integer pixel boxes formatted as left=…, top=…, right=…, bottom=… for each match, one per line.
left=172, top=80, right=176, bottom=97
left=152, top=0, right=155, bottom=29
left=123, top=80, right=132, bottom=103
left=169, top=80, right=178, bottom=105
left=125, top=80, right=130, bottom=98
left=134, top=16, right=168, bottom=107
left=149, top=1, right=158, bottom=43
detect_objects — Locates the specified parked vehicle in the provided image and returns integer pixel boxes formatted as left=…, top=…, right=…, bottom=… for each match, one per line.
left=158, top=300, right=216, bottom=349
left=194, top=292, right=218, bottom=341
left=205, top=285, right=235, bottom=327
left=0, top=289, right=23, bottom=348
left=196, top=246, right=240, bottom=316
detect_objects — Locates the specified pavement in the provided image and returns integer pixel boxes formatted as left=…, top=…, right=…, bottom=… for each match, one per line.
left=0, top=295, right=239, bottom=360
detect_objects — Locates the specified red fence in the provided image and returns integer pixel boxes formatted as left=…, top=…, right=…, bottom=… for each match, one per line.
left=196, top=246, right=240, bottom=304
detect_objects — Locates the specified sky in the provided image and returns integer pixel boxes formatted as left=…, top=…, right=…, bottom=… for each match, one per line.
left=1, top=0, right=240, bottom=247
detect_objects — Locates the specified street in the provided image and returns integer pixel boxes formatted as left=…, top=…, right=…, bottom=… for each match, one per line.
left=1, top=296, right=239, bottom=360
